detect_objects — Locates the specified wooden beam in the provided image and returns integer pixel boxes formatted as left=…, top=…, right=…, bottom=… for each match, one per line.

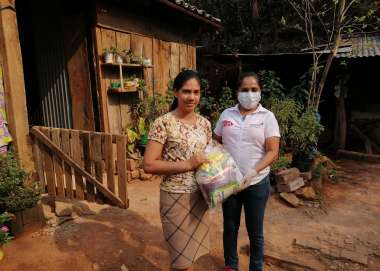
left=351, top=124, right=380, bottom=154
left=30, top=127, right=126, bottom=208
left=0, top=0, right=34, bottom=171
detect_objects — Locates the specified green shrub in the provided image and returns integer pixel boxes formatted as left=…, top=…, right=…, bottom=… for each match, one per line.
left=200, top=84, right=236, bottom=128
left=258, top=70, right=285, bottom=100
left=289, top=109, right=324, bottom=155
left=0, top=152, right=40, bottom=213
left=263, top=97, right=302, bottom=152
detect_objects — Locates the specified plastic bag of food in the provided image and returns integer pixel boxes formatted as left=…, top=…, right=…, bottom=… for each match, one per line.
left=196, top=141, right=243, bottom=208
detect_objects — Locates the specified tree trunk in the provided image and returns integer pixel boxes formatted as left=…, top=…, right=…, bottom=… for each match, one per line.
left=252, top=0, right=259, bottom=18
left=314, top=0, right=346, bottom=108
left=334, top=82, right=347, bottom=149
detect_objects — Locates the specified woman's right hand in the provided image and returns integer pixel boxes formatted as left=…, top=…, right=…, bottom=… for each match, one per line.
left=187, top=154, right=209, bottom=170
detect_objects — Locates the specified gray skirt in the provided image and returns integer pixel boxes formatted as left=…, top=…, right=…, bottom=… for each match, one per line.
left=160, top=189, right=210, bottom=269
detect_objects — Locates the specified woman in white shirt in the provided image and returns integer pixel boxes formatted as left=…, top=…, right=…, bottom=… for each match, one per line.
left=214, top=72, right=280, bottom=271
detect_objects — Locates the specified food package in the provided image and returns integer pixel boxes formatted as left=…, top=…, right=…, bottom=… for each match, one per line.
left=196, top=142, right=243, bottom=208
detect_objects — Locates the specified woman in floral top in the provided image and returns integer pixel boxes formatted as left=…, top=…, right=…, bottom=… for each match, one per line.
left=144, top=70, right=212, bottom=271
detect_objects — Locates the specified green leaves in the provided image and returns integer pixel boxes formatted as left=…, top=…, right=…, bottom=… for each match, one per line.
left=199, top=85, right=236, bottom=127
left=0, top=152, right=40, bottom=213
left=289, top=109, right=324, bottom=155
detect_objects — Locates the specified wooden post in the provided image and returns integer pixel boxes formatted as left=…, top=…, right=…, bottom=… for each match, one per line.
left=0, top=0, right=34, bottom=171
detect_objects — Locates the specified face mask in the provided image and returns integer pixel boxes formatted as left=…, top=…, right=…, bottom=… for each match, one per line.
left=238, top=92, right=261, bottom=110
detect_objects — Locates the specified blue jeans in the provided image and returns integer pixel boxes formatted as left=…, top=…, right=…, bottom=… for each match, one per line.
left=222, top=176, right=270, bottom=271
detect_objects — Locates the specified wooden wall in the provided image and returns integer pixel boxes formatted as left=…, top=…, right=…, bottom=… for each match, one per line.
left=94, top=26, right=196, bottom=134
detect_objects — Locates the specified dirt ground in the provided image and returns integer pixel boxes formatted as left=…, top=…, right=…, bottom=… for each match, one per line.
left=1, top=159, right=380, bottom=271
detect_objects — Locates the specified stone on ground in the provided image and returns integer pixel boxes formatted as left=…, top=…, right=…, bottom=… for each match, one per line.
left=73, top=201, right=96, bottom=216
left=300, top=171, right=312, bottom=181
left=275, top=168, right=301, bottom=184
left=55, top=201, right=72, bottom=217
left=280, top=192, right=300, bottom=207
left=277, top=177, right=305, bottom=192
left=296, top=186, right=317, bottom=201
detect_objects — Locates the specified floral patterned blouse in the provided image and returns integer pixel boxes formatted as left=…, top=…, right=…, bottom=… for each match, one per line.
left=148, top=112, right=212, bottom=193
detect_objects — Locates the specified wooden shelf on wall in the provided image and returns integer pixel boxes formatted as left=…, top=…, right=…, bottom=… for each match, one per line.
left=108, top=87, right=138, bottom=94
left=101, top=62, right=153, bottom=68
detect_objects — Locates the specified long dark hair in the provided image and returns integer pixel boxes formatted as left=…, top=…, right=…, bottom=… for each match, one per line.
left=236, top=71, right=262, bottom=90
left=170, top=70, right=201, bottom=111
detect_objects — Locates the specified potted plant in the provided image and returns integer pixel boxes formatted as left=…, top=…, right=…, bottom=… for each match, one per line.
left=122, top=49, right=133, bottom=63
left=124, top=117, right=150, bottom=155
left=0, top=212, right=12, bottom=261
left=142, top=58, right=152, bottom=67
left=102, top=47, right=114, bottom=64
left=115, top=48, right=124, bottom=64
left=0, top=152, right=41, bottom=235
left=131, top=55, right=143, bottom=64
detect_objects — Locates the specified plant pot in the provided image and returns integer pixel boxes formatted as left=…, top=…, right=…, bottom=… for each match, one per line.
left=103, top=52, right=114, bottom=63
left=123, top=55, right=131, bottom=63
left=292, top=152, right=313, bottom=172
left=110, top=82, right=121, bottom=89
left=8, top=204, right=44, bottom=236
left=115, top=54, right=123, bottom=64
left=142, top=58, right=151, bottom=67
left=9, top=212, right=23, bottom=236
left=131, top=56, right=142, bottom=64
left=139, top=133, right=149, bottom=146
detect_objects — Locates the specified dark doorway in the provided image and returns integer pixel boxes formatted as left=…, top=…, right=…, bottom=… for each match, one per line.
left=16, top=0, right=98, bottom=130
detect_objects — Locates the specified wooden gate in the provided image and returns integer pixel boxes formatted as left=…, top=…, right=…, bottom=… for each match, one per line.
left=31, top=126, right=129, bottom=208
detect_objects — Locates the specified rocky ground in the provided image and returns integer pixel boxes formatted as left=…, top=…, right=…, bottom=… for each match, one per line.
left=0, top=159, right=379, bottom=271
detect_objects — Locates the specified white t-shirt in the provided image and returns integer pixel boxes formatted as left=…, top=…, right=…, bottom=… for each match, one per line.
left=214, top=104, right=280, bottom=186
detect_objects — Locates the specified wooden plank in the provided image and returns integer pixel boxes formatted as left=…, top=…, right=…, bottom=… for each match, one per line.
left=51, top=129, right=65, bottom=198
left=143, top=37, right=154, bottom=95
left=63, top=13, right=95, bottom=131
left=82, top=132, right=95, bottom=201
left=40, top=127, right=56, bottom=196
left=116, top=32, right=131, bottom=52
left=169, top=42, right=180, bottom=79
left=101, top=28, right=122, bottom=135
left=108, top=95, right=122, bottom=134
left=30, top=128, right=126, bottom=208
left=91, top=134, right=103, bottom=182
left=32, top=137, right=46, bottom=191
left=0, top=5, right=34, bottom=172
left=61, top=129, right=73, bottom=199
left=116, top=135, right=128, bottom=207
left=71, top=130, right=85, bottom=200
left=91, top=133, right=104, bottom=202
left=161, top=41, right=171, bottom=95
left=189, top=45, right=196, bottom=69
left=153, top=39, right=171, bottom=95
left=116, top=32, right=133, bottom=129
left=95, top=27, right=110, bottom=132
left=131, top=34, right=144, bottom=57
left=179, top=43, right=190, bottom=70
left=104, top=134, right=116, bottom=193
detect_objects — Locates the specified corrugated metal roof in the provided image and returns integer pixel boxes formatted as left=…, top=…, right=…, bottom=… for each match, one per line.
left=337, top=35, right=380, bottom=58
left=309, top=34, right=380, bottom=58
left=165, top=0, right=222, bottom=24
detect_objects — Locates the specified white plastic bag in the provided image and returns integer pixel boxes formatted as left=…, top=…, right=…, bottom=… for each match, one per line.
left=195, top=141, right=243, bottom=208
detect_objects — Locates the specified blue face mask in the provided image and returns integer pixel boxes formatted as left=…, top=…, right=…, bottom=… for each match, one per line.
left=238, top=92, right=261, bottom=110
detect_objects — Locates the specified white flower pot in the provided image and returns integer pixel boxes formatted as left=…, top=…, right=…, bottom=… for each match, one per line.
left=103, top=52, right=114, bottom=64
left=115, top=54, right=123, bottom=64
